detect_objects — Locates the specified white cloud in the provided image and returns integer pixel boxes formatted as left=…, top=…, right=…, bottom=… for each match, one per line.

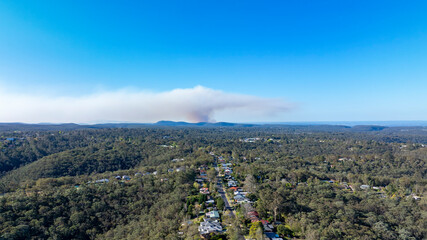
left=0, top=86, right=292, bottom=123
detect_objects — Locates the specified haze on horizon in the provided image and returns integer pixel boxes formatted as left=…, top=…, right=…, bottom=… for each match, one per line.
left=0, top=1, right=427, bottom=123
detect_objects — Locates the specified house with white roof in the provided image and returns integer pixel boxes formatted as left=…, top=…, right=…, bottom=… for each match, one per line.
left=198, top=220, right=222, bottom=235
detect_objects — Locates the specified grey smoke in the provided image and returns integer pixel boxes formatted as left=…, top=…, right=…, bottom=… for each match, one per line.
left=0, top=86, right=292, bottom=123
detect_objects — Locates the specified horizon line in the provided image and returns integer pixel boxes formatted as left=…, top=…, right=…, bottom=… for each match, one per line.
left=1, top=120, right=427, bottom=127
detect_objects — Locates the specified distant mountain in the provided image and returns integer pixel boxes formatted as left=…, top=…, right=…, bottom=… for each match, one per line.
left=0, top=121, right=425, bottom=132
left=155, top=120, right=256, bottom=127
left=350, top=125, right=388, bottom=131
left=263, top=121, right=427, bottom=127
left=155, top=121, right=193, bottom=126
left=0, top=123, right=85, bottom=131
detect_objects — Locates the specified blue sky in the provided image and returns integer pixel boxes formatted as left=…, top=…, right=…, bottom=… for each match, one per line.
left=0, top=1, right=427, bottom=123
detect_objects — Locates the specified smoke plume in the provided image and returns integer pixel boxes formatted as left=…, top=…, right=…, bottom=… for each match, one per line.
left=0, top=86, right=292, bottom=123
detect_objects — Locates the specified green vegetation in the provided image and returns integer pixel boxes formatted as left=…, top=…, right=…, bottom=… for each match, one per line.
left=0, top=126, right=425, bottom=239
left=0, top=172, right=194, bottom=239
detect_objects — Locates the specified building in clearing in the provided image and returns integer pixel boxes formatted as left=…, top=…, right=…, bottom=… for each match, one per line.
left=205, top=210, right=220, bottom=219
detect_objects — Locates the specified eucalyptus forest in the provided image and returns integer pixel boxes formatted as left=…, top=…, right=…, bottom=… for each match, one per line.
left=0, top=125, right=426, bottom=240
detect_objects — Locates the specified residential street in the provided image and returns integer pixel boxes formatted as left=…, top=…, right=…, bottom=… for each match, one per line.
left=218, top=181, right=235, bottom=218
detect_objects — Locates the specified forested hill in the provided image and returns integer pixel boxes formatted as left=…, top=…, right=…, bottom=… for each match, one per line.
left=0, top=126, right=425, bottom=239
left=0, top=126, right=426, bottom=181
left=1, top=121, right=427, bottom=132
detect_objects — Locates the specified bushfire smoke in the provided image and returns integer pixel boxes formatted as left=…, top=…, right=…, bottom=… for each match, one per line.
left=0, top=86, right=292, bottom=123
